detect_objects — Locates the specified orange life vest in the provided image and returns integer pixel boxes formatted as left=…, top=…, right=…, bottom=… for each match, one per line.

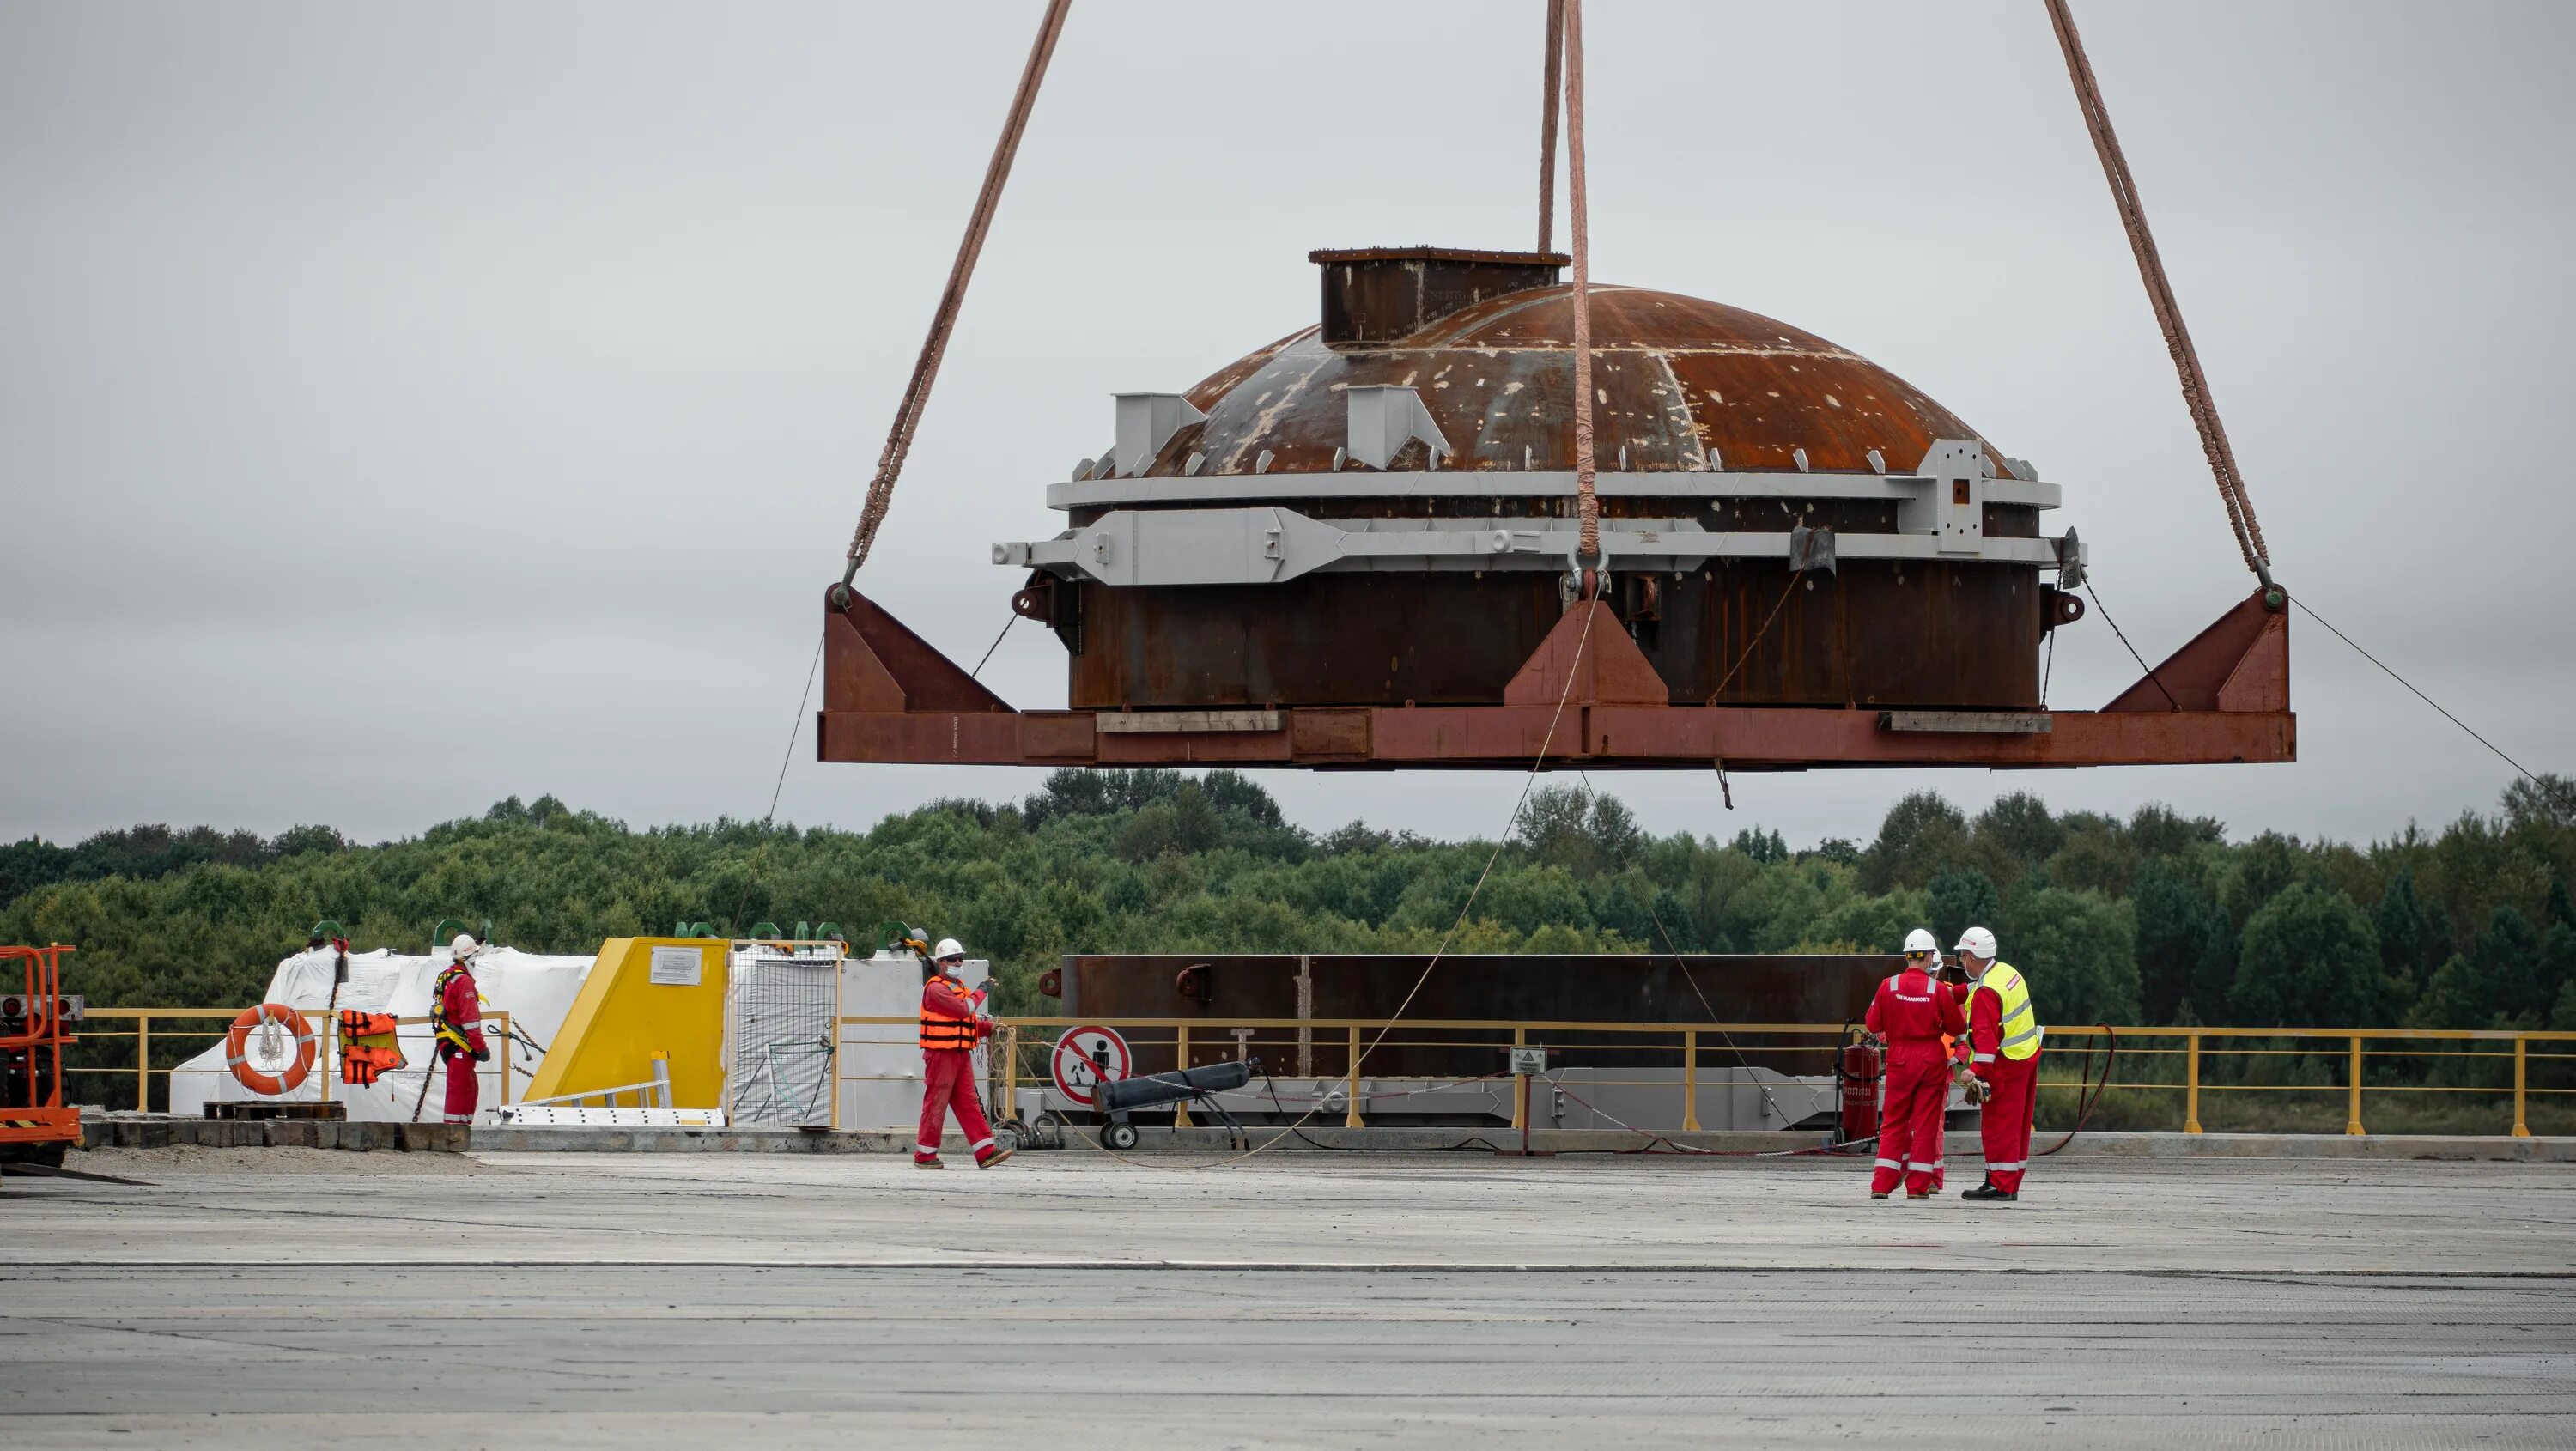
left=920, top=973, right=981, bottom=1051
left=337, top=1010, right=406, bottom=1086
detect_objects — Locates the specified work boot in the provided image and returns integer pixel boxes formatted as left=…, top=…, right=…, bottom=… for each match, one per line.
left=975, top=1144, right=1013, bottom=1169
left=912, top=1156, right=945, bottom=1169
left=1906, top=1190, right=1935, bottom=1199
left=1870, top=1191, right=1890, bottom=1200
left=1962, top=1183, right=2016, bottom=1202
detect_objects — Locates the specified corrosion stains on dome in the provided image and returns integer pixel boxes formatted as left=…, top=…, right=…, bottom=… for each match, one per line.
left=1133, top=284, right=1996, bottom=483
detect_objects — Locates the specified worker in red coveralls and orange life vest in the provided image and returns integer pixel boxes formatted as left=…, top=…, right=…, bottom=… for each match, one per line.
left=916, top=937, right=1012, bottom=1170
left=1863, top=928, right=1967, bottom=1199
left=1950, top=926, right=2043, bottom=1203
left=430, top=934, right=490, bottom=1126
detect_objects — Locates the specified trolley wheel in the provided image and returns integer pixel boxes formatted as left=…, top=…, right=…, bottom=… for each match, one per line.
left=1102, top=1120, right=1139, bottom=1151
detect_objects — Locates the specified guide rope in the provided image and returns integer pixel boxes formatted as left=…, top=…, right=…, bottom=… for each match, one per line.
left=1060, top=604, right=1603, bottom=1170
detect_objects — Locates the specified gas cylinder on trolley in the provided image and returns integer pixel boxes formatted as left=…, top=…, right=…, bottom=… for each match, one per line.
left=1836, top=1029, right=1882, bottom=1144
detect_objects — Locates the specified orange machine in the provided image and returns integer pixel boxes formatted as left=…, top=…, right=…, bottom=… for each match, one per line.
left=2, top=945, right=82, bottom=1169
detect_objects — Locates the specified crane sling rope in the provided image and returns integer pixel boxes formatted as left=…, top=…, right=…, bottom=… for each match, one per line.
left=837, top=0, right=1072, bottom=597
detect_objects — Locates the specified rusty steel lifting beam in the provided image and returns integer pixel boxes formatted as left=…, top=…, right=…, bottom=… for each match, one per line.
left=815, top=586, right=2293, bottom=771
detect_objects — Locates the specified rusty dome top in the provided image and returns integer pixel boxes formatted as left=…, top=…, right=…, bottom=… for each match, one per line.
left=1094, top=248, right=2006, bottom=484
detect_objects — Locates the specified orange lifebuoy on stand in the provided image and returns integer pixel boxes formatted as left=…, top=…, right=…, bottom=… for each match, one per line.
left=225, top=1003, right=318, bottom=1096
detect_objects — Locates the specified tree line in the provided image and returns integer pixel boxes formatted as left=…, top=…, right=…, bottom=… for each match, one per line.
left=6, top=771, right=2573, bottom=1032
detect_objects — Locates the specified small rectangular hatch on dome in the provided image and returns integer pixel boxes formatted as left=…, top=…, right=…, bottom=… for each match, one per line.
left=1310, top=246, right=1567, bottom=346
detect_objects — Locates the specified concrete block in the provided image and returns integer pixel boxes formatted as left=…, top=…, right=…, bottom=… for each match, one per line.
left=393, top=1123, right=464, bottom=1153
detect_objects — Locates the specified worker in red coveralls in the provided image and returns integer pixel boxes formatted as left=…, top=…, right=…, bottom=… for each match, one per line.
left=1953, top=926, right=2043, bottom=1202
left=430, top=933, right=490, bottom=1126
left=1864, top=928, right=1967, bottom=1199
left=916, top=937, right=1012, bottom=1169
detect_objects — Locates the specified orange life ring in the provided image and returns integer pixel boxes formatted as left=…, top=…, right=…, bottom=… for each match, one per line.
left=225, top=1003, right=318, bottom=1096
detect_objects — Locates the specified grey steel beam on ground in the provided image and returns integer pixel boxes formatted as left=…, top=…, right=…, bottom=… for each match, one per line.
left=3, top=1150, right=2571, bottom=1448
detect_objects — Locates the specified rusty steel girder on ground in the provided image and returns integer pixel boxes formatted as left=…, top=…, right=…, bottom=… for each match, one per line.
left=814, top=585, right=2293, bottom=770
left=1052, top=951, right=1888, bottom=1080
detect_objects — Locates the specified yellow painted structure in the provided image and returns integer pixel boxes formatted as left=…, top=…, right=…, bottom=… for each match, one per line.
left=525, top=938, right=730, bottom=1108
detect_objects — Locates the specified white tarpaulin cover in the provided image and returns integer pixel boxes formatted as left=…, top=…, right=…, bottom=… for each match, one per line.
left=168, top=945, right=596, bottom=1123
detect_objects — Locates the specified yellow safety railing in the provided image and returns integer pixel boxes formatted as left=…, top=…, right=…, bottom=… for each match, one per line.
left=71, top=1008, right=516, bottom=1114
left=818, top=1016, right=2576, bottom=1139
left=70, top=1005, right=2576, bottom=1138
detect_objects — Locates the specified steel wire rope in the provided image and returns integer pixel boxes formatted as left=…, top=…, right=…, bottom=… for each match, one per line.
left=720, top=634, right=828, bottom=942
left=1703, top=574, right=1803, bottom=704
left=2286, top=592, right=2541, bottom=785
left=2081, top=579, right=2179, bottom=711
left=967, top=613, right=1017, bottom=679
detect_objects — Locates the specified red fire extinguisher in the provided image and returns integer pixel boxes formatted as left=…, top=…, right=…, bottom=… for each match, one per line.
left=1837, top=1030, right=1881, bottom=1145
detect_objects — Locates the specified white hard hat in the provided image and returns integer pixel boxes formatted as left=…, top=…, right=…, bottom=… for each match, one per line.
left=450, top=933, right=481, bottom=961
left=933, top=938, right=967, bottom=961
left=1902, top=927, right=1938, bottom=955
left=1954, top=926, right=1998, bottom=960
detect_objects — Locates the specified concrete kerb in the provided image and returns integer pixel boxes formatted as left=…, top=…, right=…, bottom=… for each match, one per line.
left=78, top=1113, right=471, bottom=1154
left=72, top=1111, right=2576, bottom=1162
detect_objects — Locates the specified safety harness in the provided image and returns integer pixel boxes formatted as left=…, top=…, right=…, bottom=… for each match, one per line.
left=429, top=963, right=477, bottom=1059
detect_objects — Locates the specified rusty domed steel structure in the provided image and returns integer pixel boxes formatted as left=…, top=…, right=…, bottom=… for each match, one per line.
left=814, top=3, right=2291, bottom=776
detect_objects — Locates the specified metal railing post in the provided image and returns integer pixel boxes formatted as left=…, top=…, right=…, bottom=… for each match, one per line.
left=1345, top=1024, right=1365, bottom=1129
left=1000, top=1023, right=1018, bottom=1128
left=137, top=1014, right=150, bottom=1112
left=321, top=1011, right=335, bottom=1105
left=2184, top=1033, right=2202, bottom=1134
left=2513, top=1035, right=2531, bottom=1138
left=1681, top=1029, right=1701, bottom=1132
left=2346, top=1035, right=2366, bottom=1136
left=1174, top=1024, right=1193, bottom=1129
left=1510, top=1027, right=1528, bottom=1132
left=497, top=1012, right=512, bottom=1107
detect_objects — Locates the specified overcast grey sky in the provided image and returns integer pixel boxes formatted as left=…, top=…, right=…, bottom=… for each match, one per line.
left=3, top=1, right=2568, bottom=851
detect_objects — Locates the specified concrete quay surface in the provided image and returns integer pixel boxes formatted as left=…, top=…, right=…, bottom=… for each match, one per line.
left=4, top=1147, right=2572, bottom=1448
left=79, top=1110, right=2576, bottom=1161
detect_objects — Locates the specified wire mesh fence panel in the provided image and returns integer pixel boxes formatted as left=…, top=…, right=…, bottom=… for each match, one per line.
left=725, top=950, right=839, bottom=1127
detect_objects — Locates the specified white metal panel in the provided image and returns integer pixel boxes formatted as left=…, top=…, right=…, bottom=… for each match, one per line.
left=836, top=951, right=988, bottom=1132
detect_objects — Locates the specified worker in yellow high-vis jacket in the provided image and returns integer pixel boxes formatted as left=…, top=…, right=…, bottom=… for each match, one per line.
left=1953, top=926, right=2042, bottom=1201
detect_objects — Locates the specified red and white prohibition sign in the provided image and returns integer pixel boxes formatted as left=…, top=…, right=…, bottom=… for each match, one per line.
left=1049, top=1024, right=1133, bottom=1108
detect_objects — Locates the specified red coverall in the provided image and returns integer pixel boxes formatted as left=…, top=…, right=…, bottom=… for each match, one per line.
left=916, top=973, right=1000, bottom=1165
left=434, top=964, right=487, bottom=1126
left=1965, top=974, right=2040, bottom=1194
left=1864, top=964, right=1966, bottom=1197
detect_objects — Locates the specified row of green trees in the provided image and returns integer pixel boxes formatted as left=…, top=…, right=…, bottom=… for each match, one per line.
left=5, top=772, right=2572, bottom=1031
